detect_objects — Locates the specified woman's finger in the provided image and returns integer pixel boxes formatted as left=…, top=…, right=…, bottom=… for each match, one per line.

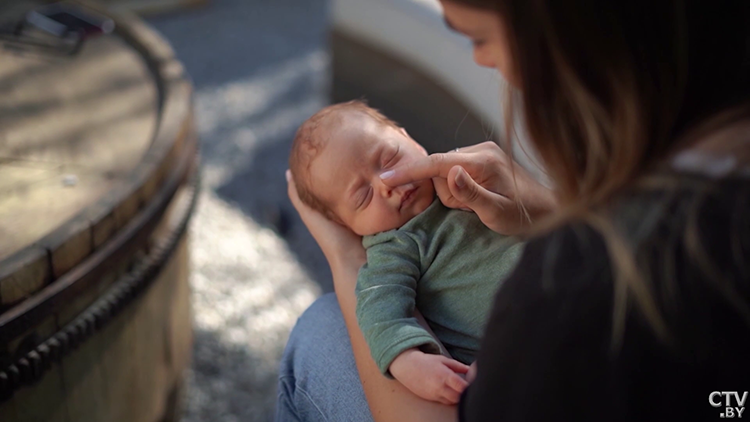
left=432, top=176, right=465, bottom=210
left=447, top=165, right=523, bottom=235
left=286, top=170, right=303, bottom=205
left=380, top=141, right=505, bottom=188
left=447, top=141, right=495, bottom=154
left=287, top=169, right=315, bottom=217
left=380, top=152, right=472, bottom=187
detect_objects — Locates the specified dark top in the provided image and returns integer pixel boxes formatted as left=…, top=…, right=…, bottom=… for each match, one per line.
left=459, top=172, right=750, bottom=422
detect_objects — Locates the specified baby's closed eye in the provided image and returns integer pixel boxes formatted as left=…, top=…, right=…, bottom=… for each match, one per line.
left=381, top=146, right=400, bottom=169
left=357, top=186, right=373, bottom=209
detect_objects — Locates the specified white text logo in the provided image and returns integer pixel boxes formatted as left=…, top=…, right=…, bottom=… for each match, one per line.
left=709, top=391, right=748, bottom=419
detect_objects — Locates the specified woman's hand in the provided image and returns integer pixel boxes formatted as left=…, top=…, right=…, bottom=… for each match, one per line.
left=286, top=170, right=366, bottom=273
left=380, top=142, right=557, bottom=235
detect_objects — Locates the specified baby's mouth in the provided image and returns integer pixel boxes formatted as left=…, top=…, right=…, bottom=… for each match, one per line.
left=398, top=186, right=418, bottom=211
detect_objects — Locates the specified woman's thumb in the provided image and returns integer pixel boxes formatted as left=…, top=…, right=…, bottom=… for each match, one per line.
left=449, top=166, right=489, bottom=208
left=448, top=165, right=508, bottom=231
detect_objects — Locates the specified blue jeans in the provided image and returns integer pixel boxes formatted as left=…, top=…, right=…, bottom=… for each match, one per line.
left=275, top=293, right=374, bottom=422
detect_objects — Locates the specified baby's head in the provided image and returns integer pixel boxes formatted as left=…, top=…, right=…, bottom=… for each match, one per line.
left=290, top=101, right=435, bottom=236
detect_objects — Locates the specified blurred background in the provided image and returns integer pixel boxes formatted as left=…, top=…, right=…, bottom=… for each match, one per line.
left=0, top=0, right=529, bottom=421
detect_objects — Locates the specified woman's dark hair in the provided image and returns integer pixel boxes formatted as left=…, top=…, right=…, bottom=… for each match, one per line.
left=446, top=0, right=750, bottom=340
left=452, top=0, right=750, bottom=202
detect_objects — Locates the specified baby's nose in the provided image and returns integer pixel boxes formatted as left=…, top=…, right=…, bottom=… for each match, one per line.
left=374, top=178, right=394, bottom=198
left=380, top=182, right=413, bottom=200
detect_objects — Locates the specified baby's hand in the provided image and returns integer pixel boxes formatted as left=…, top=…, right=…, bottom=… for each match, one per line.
left=389, top=348, right=470, bottom=405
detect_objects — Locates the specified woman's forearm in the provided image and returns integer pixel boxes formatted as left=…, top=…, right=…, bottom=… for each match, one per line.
left=329, top=258, right=458, bottom=422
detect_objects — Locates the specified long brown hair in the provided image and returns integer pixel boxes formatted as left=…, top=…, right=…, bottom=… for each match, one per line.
left=448, top=0, right=750, bottom=342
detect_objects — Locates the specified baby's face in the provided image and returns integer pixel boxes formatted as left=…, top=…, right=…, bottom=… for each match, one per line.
left=309, top=115, right=435, bottom=236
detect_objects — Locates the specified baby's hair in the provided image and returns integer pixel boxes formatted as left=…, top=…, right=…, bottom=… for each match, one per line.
left=289, top=100, right=401, bottom=223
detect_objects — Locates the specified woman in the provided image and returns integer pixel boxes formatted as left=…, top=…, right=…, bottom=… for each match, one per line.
left=276, top=0, right=750, bottom=420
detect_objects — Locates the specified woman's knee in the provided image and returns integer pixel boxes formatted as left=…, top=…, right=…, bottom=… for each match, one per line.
left=294, top=293, right=343, bottom=334
left=276, top=293, right=372, bottom=421
left=279, top=293, right=347, bottom=377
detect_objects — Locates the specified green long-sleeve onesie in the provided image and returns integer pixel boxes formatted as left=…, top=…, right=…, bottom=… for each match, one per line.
left=356, top=199, right=523, bottom=376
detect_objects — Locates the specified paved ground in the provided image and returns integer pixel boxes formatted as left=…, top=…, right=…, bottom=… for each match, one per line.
left=147, top=1, right=332, bottom=420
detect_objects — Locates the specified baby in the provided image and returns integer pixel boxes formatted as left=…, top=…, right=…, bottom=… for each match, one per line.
left=289, top=101, right=522, bottom=404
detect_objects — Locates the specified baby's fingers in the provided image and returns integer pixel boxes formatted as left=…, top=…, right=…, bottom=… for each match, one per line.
left=442, top=358, right=470, bottom=374
left=467, top=362, right=478, bottom=383
left=446, top=372, right=469, bottom=393
left=440, top=383, right=464, bottom=405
